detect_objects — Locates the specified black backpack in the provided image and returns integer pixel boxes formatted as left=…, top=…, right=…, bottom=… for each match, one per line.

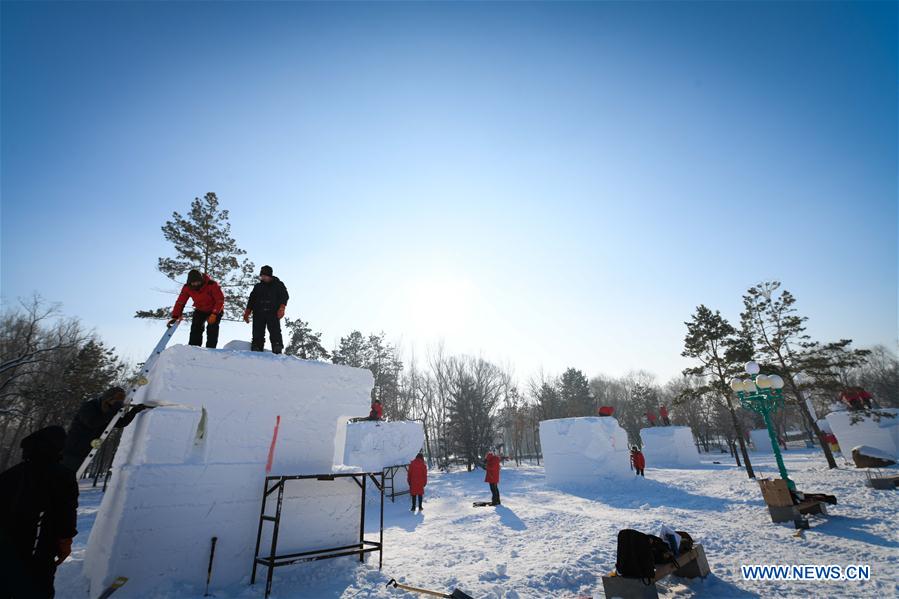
left=615, top=529, right=656, bottom=583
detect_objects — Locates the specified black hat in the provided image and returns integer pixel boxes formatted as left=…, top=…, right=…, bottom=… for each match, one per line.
left=187, top=269, right=203, bottom=284
left=260, top=265, right=273, bottom=277
left=102, top=386, right=126, bottom=402
left=21, top=426, right=67, bottom=463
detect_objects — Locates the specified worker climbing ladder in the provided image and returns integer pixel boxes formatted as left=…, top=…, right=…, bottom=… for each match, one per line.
left=75, top=321, right=182, bottom=479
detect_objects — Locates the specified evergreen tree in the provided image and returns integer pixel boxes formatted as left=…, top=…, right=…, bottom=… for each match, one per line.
left=136, top=192, right=256, bottom=321
left=331, top=331, right=403, bottom=414
left=445, top=358, right=505, bottom=470
left=61, top=340, right=127, bottom=405
left=331, top=331, right=369, bottom=368
left=559, top=367, right=593, bottom=417
left=740, top=281, right=868, bottom=469
left=682, top=304, right=755, bottom=478
left=283, top=318, right=330, bottom=361
left=534, top=380, right=563, bottom=420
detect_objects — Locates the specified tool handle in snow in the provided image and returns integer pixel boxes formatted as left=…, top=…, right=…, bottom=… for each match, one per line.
left=386, top=578, right=452, bottom=598
left=204, top=536, right=218, bottom=596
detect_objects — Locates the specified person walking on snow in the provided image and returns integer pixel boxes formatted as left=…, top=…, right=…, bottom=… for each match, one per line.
left=407, top=452, right=427, bottom=512
left=630, top=447, right=645, bottom=477
left=167, top=269, right=225, bottom=348
left=484, top=451, right=501, bottom=505
left=0, top=426, right=78, bottom=599
left=61, top=387, right=149, bottom=472
left=243, top=265, right=289, bottom=354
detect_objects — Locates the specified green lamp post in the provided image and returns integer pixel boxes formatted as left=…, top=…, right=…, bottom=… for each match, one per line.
left=731, top=361, right=794, bottom=490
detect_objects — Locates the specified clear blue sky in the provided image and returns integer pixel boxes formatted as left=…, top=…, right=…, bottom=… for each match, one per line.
left=2, top=1, right=896, bottom=383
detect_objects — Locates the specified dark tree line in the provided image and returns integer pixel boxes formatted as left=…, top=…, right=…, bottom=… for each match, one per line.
left=0, top=296, right=130, bottom=469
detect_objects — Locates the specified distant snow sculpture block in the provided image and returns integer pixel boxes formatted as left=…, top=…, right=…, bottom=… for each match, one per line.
left=640, top=426, right=701, bottom=467
left=750, top=428, right=774, bottom=453
left=539, top=417, right=631, bottom=487
left=85, top=345, right=373, bottom=597
left=826, top=408, right=899, bottom=461
left=343, top=420, right=424, bottom=473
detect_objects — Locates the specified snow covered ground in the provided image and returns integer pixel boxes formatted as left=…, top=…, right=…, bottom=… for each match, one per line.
left=57, top=450, right=898, bottom=598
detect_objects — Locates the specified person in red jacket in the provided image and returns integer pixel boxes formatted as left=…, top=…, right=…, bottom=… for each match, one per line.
left=645, top=411, right=657, bottom=427
left=167, top=270, right=225, bottom=348
left=630, top=447, right=645, bottom=477
left=484, top=451, right=501, bottom=505
left=659, top=405, right=670, bottom=426
left=367, top=399, right=383, bottom=421
left=407, top=452, right=427, bottom=512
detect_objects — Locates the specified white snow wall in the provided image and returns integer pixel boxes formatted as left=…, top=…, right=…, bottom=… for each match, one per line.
left=639, top=426, right=700, bottom=467
left=750, top=428, right=774, bottom=453
left=84, top=345, right=374, bottom=597
left=342, top=421, right=424, bottom=496
left=826, top=408, right=899, bottom=460
left=539, top=417, right=631, bottom=487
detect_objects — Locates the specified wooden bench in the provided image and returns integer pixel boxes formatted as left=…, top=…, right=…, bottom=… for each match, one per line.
left=758, top=478, right=827, bottom=529
left=601, top=544, right=710, bottom=599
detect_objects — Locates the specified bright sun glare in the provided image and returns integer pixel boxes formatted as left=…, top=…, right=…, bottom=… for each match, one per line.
left=406, top=274, right=477, bottom=339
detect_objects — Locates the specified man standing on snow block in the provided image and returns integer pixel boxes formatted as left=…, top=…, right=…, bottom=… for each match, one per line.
left=0, top=426, right=78, bottom=598
left=61, top=387, right=149, bottom=472
left=630, top=447, right=645, bottom=477
left=368, top=399, right=384, bottom=420
left=645, top=411, right=657, bottom=427
left=407, top=452, right=427, bottom=512
left=485, top=450, right=501, bottom=505
left=167, top=269, right=225, bottom=348
left=659, top=405, right=671, bottom=426
left=243, top=265, right=289, bottom=354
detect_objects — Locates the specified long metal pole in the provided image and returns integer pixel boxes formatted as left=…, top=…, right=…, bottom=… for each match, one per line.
left=379, top=471, right=384, bottom=570
left=359, top=475, right=366, bottom=563
left=763, top=408, right=794, bottom=490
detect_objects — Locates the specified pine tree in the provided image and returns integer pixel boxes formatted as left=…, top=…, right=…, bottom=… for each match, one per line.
left=135, top=192, right=256, bottom=321
left=445, top=358, right=505, bottom=470
left=682, top=304, right=755, bottom=478
left=331, top=331, right=370, bottom=368
left=61, top=340, right=127, bottom=405
left=535, top=380, right=563, bottom=420
left=331, top=331, right=403, bottom=413
left=283, top=318, right=330, bottom=361
left=740, top=281, right=868, bottom=469
left=559, top=368, right=593, bottom=417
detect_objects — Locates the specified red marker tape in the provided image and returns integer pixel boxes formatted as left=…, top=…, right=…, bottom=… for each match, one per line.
left=266, top=415, right=281, bottom=473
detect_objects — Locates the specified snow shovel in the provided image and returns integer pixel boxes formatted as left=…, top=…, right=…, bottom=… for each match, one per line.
left=386, top=578, right=475, bottom=599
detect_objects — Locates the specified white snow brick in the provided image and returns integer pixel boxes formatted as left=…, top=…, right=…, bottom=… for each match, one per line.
left=539, top=417, right=631, bottom=487
left=640, top=426, right=701, bottom=467
left=342, top=420, right=425, bottom=473
left=826, top=408, right=899, bottom=460
left=750, top=428, right=775, bottom=453
left=85, top=345, right=374, bottom=597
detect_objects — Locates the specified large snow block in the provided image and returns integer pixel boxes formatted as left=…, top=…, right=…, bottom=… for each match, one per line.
left=343, top=420, right=425, bottom=472
left=750, top=429, right=774, bottom=453
left=539, top=417, right=631, bottom=487
left=85, top=345, right=374, bottom=597
left=827, top=409, right=899, bottom=460
left=640, top=426, right=700, bottom=467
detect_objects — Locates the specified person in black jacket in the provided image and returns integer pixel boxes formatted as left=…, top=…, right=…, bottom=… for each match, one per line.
left=0, top=426, right=78, bottom=598
left=60, top=387, right=149, bottom=473
left=243, top=265, right=289, bottom=354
